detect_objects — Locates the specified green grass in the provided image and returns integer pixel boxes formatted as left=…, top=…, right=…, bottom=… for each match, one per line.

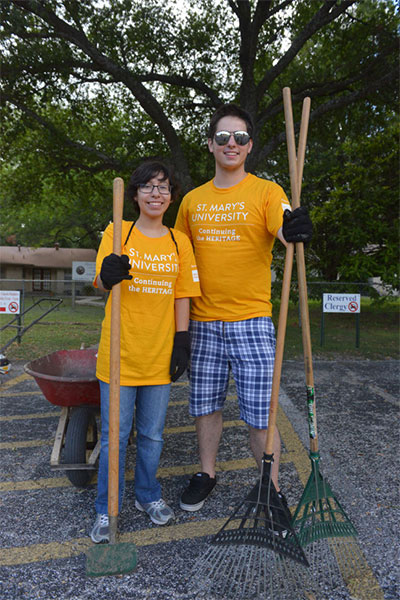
left=1, top=296, right=399, bottom=363
left=2, top=298, right=105, bottom=362
left=274, top=298, right=399, bottom=361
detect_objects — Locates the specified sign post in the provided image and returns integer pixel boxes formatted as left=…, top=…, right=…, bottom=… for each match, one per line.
left=321, top=293, right=361, bottom=348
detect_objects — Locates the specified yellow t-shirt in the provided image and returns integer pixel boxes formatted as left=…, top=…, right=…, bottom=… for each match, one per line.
left=175, top=173, right=290, bottom=321
left=95, top=222, right=201, bottom=386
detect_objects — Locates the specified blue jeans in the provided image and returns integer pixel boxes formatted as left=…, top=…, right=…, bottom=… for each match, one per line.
left=95, top=381, right=171, bottom=514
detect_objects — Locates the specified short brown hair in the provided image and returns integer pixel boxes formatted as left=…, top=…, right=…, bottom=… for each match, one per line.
left=207, top=104, right=254, bottom=140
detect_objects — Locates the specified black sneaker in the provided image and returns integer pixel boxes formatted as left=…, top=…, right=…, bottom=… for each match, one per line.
left=266, top=490, right=292, bottom=537
left=180, top=472, right=216, bottom=511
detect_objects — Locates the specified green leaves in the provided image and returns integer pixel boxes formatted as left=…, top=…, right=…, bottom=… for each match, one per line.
left=1, top=0, right=398, bottom=290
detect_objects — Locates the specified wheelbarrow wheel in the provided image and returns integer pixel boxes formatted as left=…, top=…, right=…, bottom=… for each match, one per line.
left=63, top=406, right=98, bottom=488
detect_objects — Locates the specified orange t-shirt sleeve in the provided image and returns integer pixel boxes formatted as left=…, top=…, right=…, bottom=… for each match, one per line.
left=264, top=184, right=291, bottom=238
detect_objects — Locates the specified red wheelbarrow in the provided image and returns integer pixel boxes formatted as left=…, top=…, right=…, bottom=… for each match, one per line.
left=25, top=348, right=101, bottom=488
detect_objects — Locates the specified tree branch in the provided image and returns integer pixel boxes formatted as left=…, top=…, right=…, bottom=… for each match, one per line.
left=252, top=66, right=398, bottom=171
left=256, top=38, right=398, bottom=127
left=256, top=0, right=357, bottom=101
left=3, top=93, right=122, bottom=169
left=11, top=0, right=193, bottom=189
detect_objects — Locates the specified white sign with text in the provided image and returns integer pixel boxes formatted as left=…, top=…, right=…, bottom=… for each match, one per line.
left=0, top=290, right=21, bottom=314
left=323, top=293, right=360, bottom=313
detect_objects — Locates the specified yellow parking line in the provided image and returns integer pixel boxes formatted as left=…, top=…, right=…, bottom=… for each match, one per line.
left=0, top=376, right=240, bottom=395
left=0, top=373, right=30, bottom=390
left=0, top=405, right=384, bottom=599
left=0, top=518, right=227, bottom=567
left=0, top=392, right=237, bottom=423
left=0, top=411, right=61, bottom=422
left=0, top=518, right=383, bottom=600
left=0, top=390, right=43, bottom=397
left=0, top=454, right=298, bottom=493
left=0, top=417, right=245, bottom=450
left=0, top=439, right=51, bottom=450
left=276, top=406, right=312, bottom=487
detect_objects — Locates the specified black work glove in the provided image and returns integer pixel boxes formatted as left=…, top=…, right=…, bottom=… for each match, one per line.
left=169, top=331, right=190, bottom=382
left=100, top=253, right=132, bottom=290
left=282, top=206, right=313, bottom=244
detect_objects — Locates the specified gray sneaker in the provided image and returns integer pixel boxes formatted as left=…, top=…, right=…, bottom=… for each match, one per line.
left=135, top=498, right=174, bottom=525
left=90, top=513, right=109, bottom=543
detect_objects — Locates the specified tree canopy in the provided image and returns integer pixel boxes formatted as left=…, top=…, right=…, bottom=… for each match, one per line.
left=1, top=0, right=399, bottom=287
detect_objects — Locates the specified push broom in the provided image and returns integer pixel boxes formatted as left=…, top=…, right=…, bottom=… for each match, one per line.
left=283, top=87, right=363, bottom=594
left=192, top=96, right=317, bottom=600
left=86, top=177, right=137, bottom=576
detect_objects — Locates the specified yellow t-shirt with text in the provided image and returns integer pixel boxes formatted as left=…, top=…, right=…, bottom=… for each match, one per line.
left=175, top=173, right=290, bottom=321
left=95, top=222, right=201, bottom=385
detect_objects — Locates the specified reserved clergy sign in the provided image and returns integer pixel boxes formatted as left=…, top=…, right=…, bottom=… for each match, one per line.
left=322, top=293, right=361, bottom=313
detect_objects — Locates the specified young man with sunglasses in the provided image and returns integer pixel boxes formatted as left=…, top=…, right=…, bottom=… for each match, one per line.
left=174, top=104, right=312, bottom=533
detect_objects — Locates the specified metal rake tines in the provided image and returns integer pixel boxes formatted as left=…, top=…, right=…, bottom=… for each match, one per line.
left=192, top=542, right=317, bottom=600
left=211, top=477, right=309, bottom=567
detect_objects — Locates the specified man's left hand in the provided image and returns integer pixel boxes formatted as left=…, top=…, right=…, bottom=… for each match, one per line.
left=282, top=206, right=313, bottom=244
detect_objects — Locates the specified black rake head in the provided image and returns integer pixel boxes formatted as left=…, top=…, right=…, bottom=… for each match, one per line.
left=212, top=459, right=309, bottom=567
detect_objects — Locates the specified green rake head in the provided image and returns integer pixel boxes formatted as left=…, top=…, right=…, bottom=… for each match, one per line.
left=292, top=454, right=358, bottom=547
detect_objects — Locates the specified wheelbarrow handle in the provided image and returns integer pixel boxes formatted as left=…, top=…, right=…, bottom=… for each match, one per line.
left=108, top=177, right=124, bottom=539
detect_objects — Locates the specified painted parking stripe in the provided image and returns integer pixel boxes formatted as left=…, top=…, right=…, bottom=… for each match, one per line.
left=0, top=517, right=384, bottom=600
left=0, top=380, right=384, bottom=599
left=0, top=418, right=245, bottom=450
left=0, top=390, right=43, bottom=397
left=0, top=395, right=237, bottom=420
left=0, top=453, right=298, bottom=493
left=0, top=411, right=61, bottom=422
left=1, top=518, right=227, bottom=566
left=0, top=373, right=30, bottom=389
left=1, top=374, right=192, bottom=392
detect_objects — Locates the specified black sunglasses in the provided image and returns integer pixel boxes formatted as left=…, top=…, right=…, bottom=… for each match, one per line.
left=214, top=130, right=251, bottom=146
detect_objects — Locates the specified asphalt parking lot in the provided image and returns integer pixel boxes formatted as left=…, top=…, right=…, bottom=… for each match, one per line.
left=0, top=358, right=399, bottom=600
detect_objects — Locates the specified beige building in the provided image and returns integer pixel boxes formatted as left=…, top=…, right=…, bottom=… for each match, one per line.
left=0, top=246, right=97, bottom=294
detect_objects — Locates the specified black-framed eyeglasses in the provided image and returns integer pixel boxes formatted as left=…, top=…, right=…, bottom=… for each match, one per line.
left=214, top=130, right=251, bottom=146
left=138, top=183, right=172, bottom=195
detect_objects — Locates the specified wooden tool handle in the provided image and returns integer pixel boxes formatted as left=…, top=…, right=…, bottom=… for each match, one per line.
left=108, top=177, right=124, bottom=529
left=264, top=242, right=294, bottom=454
left=264, top=92, right=310, bottom=455
left=283, top=89, right=318, bottom=453
left=265, top=90, right=312, bottom=456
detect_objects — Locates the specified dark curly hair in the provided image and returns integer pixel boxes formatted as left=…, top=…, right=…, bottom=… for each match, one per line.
left=207, top=104, right=254, bottom=141
left=125, top=160, right=180, bottom=206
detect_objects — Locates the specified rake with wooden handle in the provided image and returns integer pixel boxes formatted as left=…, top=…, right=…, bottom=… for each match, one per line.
left=283, top=88, right=362, bottom=593
left=192, top=95, right=317, bottom=600
left=86, top=178, right=137, bottom=577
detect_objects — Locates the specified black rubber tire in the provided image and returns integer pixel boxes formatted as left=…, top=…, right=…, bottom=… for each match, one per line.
left=63, top=406, right=98, bottom=488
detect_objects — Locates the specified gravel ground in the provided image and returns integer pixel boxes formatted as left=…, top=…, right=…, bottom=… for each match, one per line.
left=0, top=358, right=399, bottom=600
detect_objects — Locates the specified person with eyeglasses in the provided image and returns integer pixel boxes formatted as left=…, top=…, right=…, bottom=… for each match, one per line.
left=90, top=160, right=201, bottom=543
left=174, top=104, right=312, bottom=534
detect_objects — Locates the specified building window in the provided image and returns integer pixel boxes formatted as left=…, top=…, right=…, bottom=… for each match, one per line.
left=33, top=268, right=51, bottom=291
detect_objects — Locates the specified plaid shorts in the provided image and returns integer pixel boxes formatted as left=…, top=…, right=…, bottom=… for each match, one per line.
left=188, top=317, right=276, bottom=429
